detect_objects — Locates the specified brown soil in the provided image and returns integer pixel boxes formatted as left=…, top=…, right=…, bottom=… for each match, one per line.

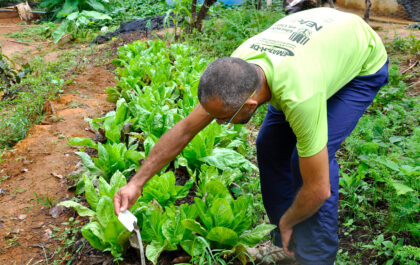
left=0, top=22, right=115, bottom=263
left=0, top=17, right=52, bottom=60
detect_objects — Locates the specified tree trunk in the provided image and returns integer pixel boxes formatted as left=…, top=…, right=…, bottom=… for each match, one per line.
left=191, top=0, right=197, bottom=21
left=257, top=0, right=262, bottom=10
left=195, top=0, right=217, bottom=31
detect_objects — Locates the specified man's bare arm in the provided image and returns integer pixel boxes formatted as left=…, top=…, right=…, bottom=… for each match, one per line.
left=131, top=103, right=213, bottom=187
left=114, top=103, right=213, bottom=214
left=279, top=146, right=331, bottom=256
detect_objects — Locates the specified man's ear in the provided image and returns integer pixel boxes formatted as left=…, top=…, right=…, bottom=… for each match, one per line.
left=246, top=98, right=258, bottom=110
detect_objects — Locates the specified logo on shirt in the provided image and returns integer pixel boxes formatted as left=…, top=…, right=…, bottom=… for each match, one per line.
left=250, top=44, right=294, bottom=57
left=298, top=19, right=323, bottom=31
left=289, top=29, right=311, bottom=45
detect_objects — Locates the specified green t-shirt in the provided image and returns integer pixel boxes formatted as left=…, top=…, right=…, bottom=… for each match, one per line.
left=231, top=8, right=387, bottom=157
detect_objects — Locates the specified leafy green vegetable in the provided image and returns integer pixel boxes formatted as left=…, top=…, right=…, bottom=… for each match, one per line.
left=59, top=171, right=131, bottom=258
left=140, top=171, right=193, bottom=207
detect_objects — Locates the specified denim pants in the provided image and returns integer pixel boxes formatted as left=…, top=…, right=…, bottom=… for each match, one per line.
left=256, top=60, right=389, bottom=264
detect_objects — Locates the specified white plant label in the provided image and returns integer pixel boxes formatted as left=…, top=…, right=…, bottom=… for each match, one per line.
left=118, top=210, right=137, bottom=232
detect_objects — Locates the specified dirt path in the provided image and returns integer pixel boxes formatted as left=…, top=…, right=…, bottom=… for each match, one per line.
left=0, top=17, right=115, bottom=264
left=0, top=17, right=51, bottom=60
left=0, top=66, right=115, bottom=265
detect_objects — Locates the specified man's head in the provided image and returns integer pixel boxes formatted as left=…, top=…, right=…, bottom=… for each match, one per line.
left=198, top=57, right=261, bottom=124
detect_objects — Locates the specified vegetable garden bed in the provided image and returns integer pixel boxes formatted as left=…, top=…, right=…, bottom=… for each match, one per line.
left=61, top=39, right=274, bottom=265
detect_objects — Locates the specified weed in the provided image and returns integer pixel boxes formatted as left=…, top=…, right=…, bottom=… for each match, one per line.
left=50, top=217, right=83, bottom=265
left=4, top=24, right=55, bottom=43
left=386, top=34, right=420, bottom=55
left=5, top=235, right=20, bottom=246
left=185, top=3, right=285, bottom=58
left=0, top=51, right=80, bottom=149
left=338, top=57, right=419, bottom=262
left=0, top=175, right=8, bottom=185
left=34, top=192, right=57, bottom=208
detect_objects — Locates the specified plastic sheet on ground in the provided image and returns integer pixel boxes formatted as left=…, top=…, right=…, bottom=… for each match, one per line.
left=91, top=13, right=175, bottom=45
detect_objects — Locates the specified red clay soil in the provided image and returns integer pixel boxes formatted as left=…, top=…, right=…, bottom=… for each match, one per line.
left=0, top=66, right=115, bottom=265
left=0, top=16, right=52, bottom=59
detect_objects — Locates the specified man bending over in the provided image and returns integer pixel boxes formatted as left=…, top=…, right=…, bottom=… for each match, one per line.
left=114, top=8, right=388, bottom=264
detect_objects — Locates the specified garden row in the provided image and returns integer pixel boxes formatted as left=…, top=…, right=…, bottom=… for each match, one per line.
left=61, top=40, right=273, bottom=264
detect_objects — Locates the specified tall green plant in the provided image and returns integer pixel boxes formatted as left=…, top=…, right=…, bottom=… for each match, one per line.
left=40, top=0, right=108, bottom=19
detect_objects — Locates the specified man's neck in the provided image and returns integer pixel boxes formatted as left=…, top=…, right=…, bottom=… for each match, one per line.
left=252, top=64, right=272, bottom=105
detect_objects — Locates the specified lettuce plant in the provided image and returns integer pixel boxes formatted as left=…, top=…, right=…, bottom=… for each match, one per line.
left=139, top=171, right=194, bottom=207
left=69, top=139, right=143, bottom=180
left=59, top=171, right=131, bottom=258
left=133, top=202, right=199, bottom=264
left=181, top=180, right=276, bottom=263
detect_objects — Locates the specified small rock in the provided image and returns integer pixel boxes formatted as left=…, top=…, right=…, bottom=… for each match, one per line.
left=0, top=218, right=5, bottom=223
left=11, top=229, right=19, bottom=234
left=0, top=224, right=3, bottom=229
left=0, top=188, right=6, bottom=196
left=18, top=214, right=27, bottom=220
left=22, top=168, right=28, bottom=173
left=51, top=172, right=64, bottom=179
left=43, top=228, right=52, bottom=241
left=49, top=205, right=65, bottom=219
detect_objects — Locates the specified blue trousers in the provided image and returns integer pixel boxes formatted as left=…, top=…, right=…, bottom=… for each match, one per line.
left=256, top=60, right=389, bottom=264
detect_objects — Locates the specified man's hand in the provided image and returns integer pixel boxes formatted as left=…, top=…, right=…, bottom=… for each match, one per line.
left=113, top=182, right=142, bottom=216
left=280, top=219, right=295, bottom=257
left=112, top=104, right=213, bottom=216
left=277, top=146, right=330, bottom=256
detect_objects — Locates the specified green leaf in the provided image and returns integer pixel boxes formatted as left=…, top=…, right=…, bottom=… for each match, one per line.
left=96, top=196, right=115, bottom=228
left=117, top=230, right=132, bottom=252
left=81, top=221, right=106, bottom=251
left=98, top=177, right=111, bottom=197
left=86, top=0, right=106, bottom=12
left=182, top=219, right=207, bottom=236
left=66, top=11, right=79, bottom=20
left=194, top=197, right=213, bottom=230
left=69, top=137, right=98, bottom=149
left=206, top=227, right=239, bottom=247
left=210, top=198, right=234, bottom=228
left=162, top=218, right=184, bottom=244
left=202, top=180, right=232, bottom=202
left=58, top=200, right=96, bottom=217
left=125, top=149, right=143, bottom=166
left=52, top=20, right=70, bottom=43
left=200, top=148, right=258, bottom=172
left=390, top=181, right=414, bottom=196
left=239, top=224, right=277, bottom=247
left=146, top=240, right=166, bottom=265
left=180, top=237, right=209, bottom=257
left=109, top=171, right=127, bottom=198
left=104, top=219, right=125, bottom=244
left=84, top=175, right=99, bottom=211
left=75, top=151, right=100, bottom=174
left=81, top=10, right=112, bottom=20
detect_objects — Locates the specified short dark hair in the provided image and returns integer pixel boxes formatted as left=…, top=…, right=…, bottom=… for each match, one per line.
left=198, top=57, right=260, bottom=109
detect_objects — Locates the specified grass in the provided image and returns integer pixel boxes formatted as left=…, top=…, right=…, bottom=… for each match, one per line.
left=0, top=47, right=94, bottom=150
left=184, top=2, right=286, bottom=58
left=3, top=24, right=55, bottom=43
